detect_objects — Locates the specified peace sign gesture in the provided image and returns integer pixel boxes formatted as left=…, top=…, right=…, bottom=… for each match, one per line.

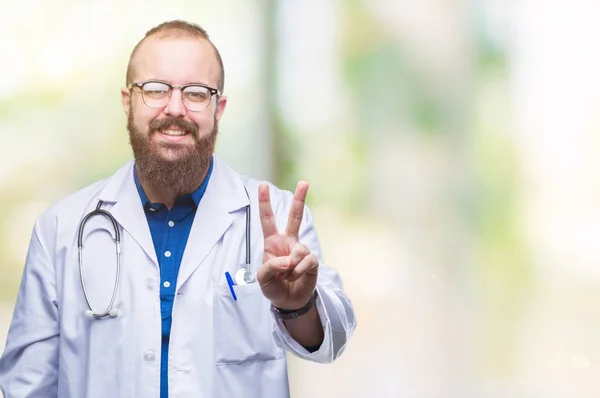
left=256, top=181, right=319, bottom=310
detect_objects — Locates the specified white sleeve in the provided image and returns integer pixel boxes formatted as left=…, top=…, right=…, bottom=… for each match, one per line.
left=270, top=202, right=356, bottom=363
left=0, top=216, right=60, bottom=398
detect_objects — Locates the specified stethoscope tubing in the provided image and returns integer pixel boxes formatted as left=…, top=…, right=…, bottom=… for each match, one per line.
left=78, top=201, right=122, bottom=319
left=78, top=185, right=253, bottom=319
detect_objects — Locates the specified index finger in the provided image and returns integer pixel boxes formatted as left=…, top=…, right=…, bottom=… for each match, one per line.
left=258, top=183, right=278, bottom=237
left=285, top=180, right=309, bottom=238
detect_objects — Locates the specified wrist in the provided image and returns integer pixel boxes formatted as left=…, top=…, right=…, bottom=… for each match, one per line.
left=272, top=290, right=318, bottom=320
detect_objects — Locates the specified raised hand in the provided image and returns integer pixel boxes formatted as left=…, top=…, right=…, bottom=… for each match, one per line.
left=256, top=181, right=319, bottom=310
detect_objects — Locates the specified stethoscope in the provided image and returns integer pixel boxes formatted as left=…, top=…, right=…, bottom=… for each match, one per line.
left=77, top=187, right=255, bottom=319
left=77, top=201, right=122, bottom=319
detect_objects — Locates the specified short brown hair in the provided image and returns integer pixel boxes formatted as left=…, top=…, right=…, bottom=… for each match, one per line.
left=126, top=20, right=225, bottom=93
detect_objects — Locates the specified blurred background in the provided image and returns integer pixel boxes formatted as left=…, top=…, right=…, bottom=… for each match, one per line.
left=2, top=0, right=600, bottom=396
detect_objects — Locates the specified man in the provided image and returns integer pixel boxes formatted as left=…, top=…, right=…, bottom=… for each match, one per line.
left=0, top=20, right=355, bottom=398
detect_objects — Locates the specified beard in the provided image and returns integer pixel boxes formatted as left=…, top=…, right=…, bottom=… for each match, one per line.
left=127, top=110, right=218, bottom=196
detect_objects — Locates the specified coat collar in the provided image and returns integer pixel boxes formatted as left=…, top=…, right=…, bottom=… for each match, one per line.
left=96, top=155, right=250, bottom=286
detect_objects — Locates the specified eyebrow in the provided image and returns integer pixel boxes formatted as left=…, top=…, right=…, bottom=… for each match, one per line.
left=144, top=79, right=212, bottom=87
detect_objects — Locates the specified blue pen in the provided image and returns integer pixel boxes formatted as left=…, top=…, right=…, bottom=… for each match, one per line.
left=224, top=271, right=237, bottom=301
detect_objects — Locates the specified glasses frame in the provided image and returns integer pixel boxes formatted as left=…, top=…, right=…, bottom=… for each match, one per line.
left=127, top=80, right=221, bottom=112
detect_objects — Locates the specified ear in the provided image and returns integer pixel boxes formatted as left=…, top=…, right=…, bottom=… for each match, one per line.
left=214, top=95, right=227, bottom=121
left=121, top=87, right=132, bottom=117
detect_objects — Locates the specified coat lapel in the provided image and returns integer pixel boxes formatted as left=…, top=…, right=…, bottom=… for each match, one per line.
left=176, top=156, right=249, bottom=289
left=94, top=156, right=249, bottom=285
left=97, top=161, right=158, bottom=267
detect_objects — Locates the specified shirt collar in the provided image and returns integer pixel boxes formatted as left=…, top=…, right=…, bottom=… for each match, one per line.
left=133, top=157, right=214, bottom=208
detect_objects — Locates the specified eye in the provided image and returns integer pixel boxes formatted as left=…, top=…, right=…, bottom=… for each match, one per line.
left=183, top=86, right=211, bottom=101
left=142, top=82, right=170, bottom=97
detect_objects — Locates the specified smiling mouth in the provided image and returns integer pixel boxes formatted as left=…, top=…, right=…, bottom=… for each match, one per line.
left=160, top=129, right=188, bottom=136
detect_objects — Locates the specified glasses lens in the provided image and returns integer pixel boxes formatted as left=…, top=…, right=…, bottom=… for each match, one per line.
left=182, top=86, right=212, bottom=111
left=142, top=82, right=170, bottom=107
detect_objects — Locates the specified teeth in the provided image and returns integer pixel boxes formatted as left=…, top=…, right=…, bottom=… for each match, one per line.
left=162, top=129, right=186, bottom=136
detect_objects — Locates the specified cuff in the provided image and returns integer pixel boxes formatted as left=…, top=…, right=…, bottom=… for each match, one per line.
left=270, top=286, right=334, bottom=363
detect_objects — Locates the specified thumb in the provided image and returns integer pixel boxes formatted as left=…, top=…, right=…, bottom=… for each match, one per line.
left=257, top=256, right=291, bottom=284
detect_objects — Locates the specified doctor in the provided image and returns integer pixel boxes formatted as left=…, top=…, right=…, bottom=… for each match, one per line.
left=0, top=20, right=356, bottom=398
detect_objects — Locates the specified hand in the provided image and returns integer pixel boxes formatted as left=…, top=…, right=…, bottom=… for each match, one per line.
left=257, top=181, right=319, bottom=310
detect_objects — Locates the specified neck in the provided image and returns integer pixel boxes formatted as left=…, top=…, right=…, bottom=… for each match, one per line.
left=136, top=164, right=209, bottom=209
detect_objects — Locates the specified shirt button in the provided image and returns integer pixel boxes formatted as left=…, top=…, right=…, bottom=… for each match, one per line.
left=149, top=207, right=156, bottom=212
left=163, top=281, right=171, bottom=288
left=145, top=278, right=156, bottom=290
left=164, top=251, right=171, bottom=258
left=143, top=350, right=156, bottom=362
left=168, top=221, right=175, bottom=227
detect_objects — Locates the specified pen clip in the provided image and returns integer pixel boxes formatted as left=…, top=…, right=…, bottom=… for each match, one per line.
left=224, top=271, right=237, bottom=301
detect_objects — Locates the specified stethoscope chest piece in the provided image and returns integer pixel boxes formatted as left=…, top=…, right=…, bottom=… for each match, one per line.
left=234, top=266, right=256, bottom=285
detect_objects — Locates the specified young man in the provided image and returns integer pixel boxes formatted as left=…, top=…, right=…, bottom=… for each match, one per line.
left=0, top=20, right=356, bottom=398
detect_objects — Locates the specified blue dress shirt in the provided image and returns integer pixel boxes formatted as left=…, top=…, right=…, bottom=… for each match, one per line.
left=134, top=159, right=213, bottom=398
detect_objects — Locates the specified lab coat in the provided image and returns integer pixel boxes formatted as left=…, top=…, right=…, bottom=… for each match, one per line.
left=0, top=156, right=356, bottom=398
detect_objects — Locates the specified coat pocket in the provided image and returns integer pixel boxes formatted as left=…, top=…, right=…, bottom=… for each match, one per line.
left=212, top=282, right=285, bottom=365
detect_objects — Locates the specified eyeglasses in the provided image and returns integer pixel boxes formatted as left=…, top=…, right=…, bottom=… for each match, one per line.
left=128, top=80, right=220, bottom=112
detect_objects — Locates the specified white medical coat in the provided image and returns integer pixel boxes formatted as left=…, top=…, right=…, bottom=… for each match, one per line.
left=0, top=156, right=356, bottom=398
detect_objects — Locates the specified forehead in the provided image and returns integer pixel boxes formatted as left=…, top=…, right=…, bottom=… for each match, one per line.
left=132, top=36, right=220, bottom=86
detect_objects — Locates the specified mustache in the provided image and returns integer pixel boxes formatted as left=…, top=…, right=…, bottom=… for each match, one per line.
left=149, top=117, right=198, bottom=136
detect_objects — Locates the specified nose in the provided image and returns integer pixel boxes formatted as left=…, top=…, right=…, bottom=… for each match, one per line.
left=164, top=88, right=186, bottom=117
